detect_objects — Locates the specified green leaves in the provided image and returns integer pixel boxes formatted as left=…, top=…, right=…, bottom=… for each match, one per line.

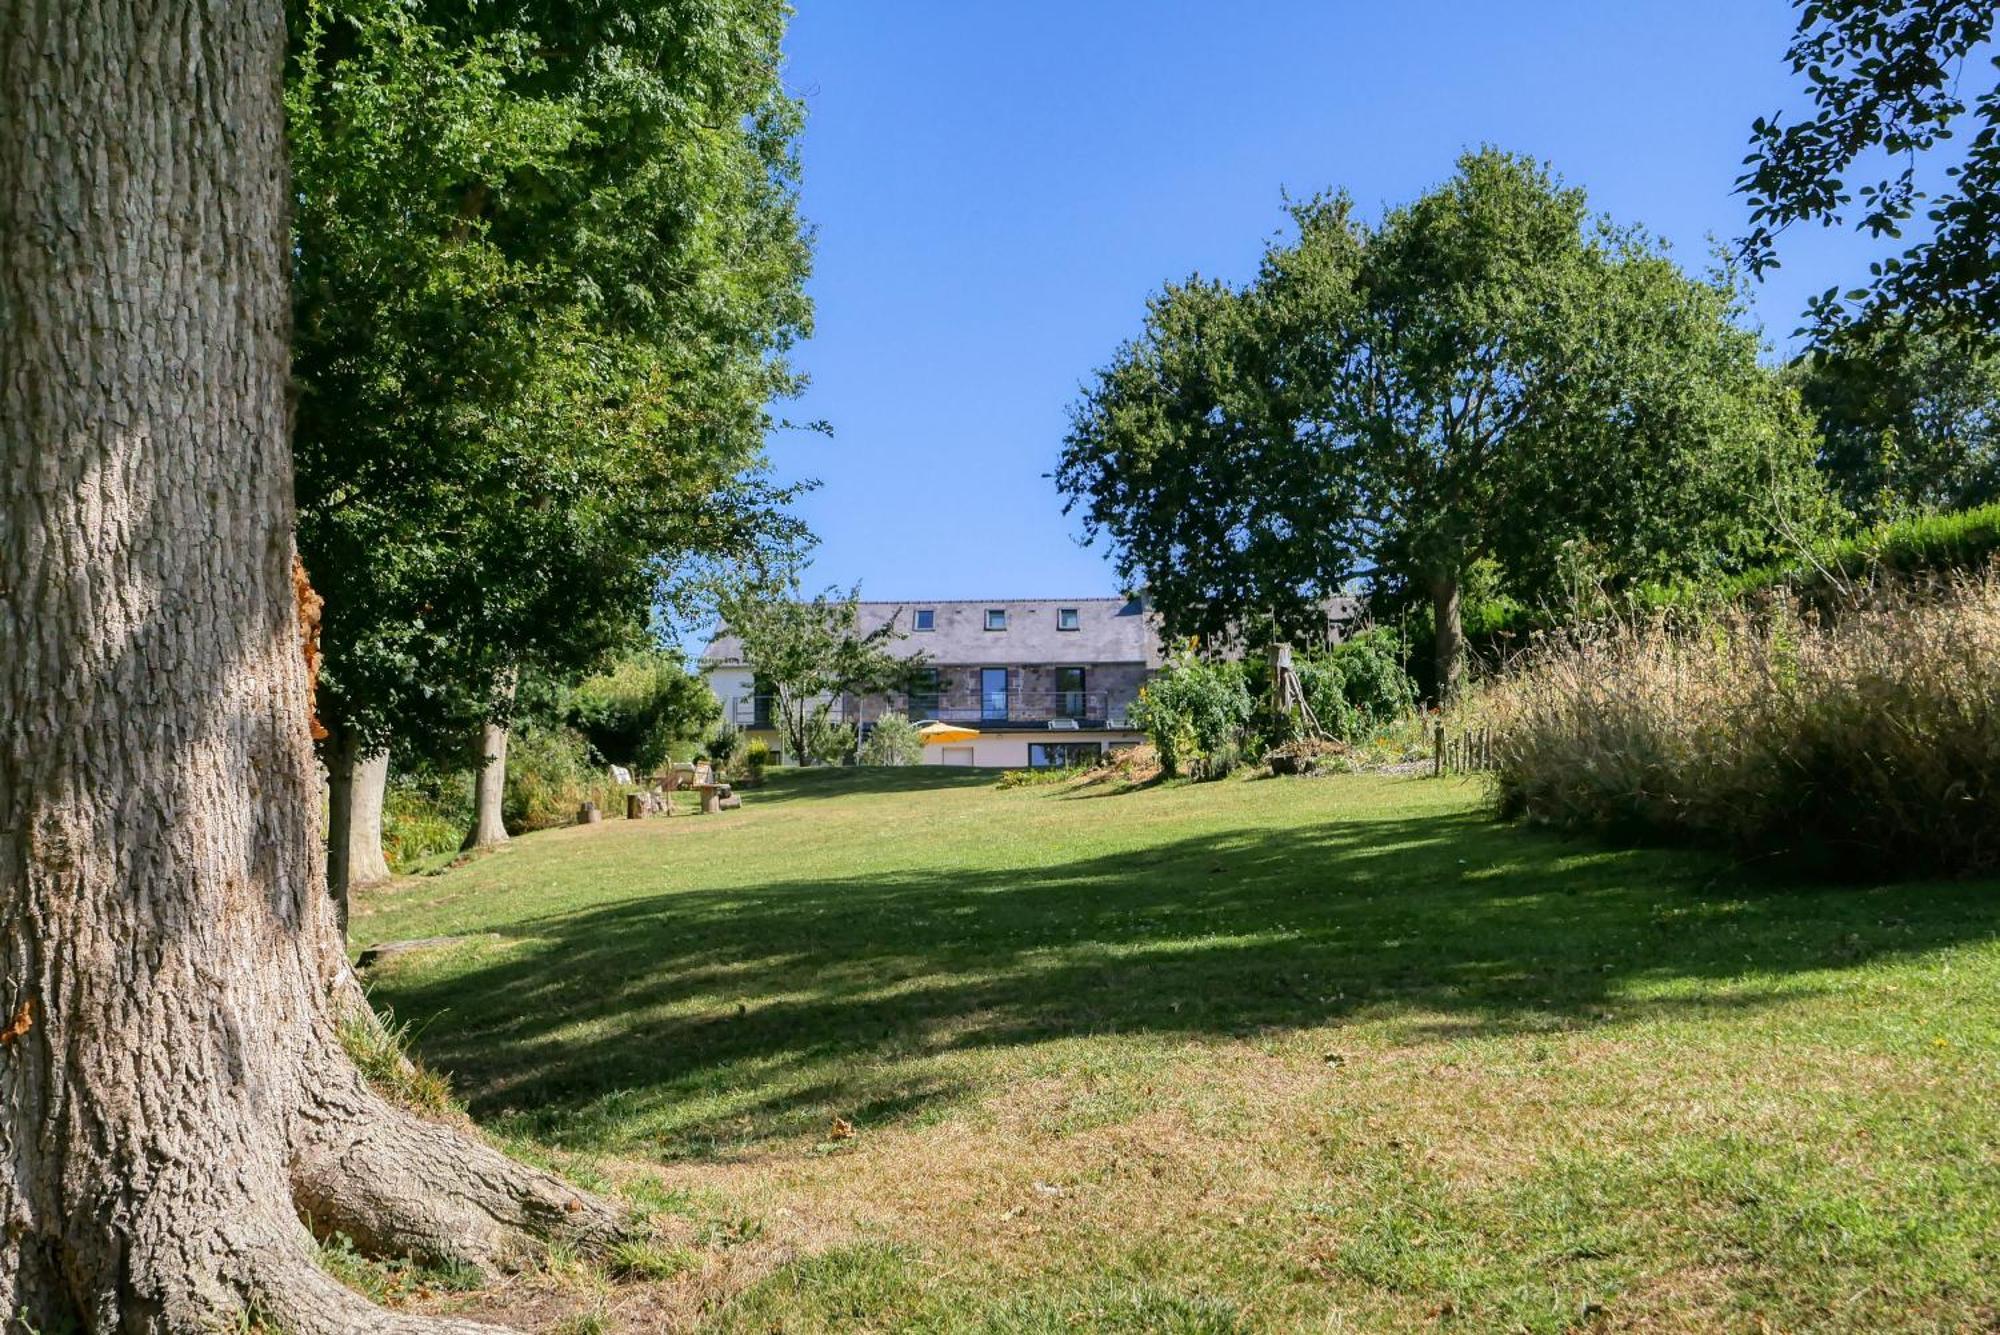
left=1060, top=151, right=1824, bottom=691
left=288, top=0, right=813, bottom=760
left=718, top=581, right=917, bottom=766
left=1794, top=318, right=2000, bottom=521
left=1738, top=0, right=2000, bottom=338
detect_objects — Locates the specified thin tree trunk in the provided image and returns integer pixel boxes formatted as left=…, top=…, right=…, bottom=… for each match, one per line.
left=328, top=727, right=394, bottom=925
left=462, top=678, right=514, bottom=850
left=0, top=6, right=620, bottom=1329
left=1433, top=572, right=1465, bottom=704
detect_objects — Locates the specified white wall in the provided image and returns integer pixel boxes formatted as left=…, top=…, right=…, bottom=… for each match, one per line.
left=705, top=666, right=756, bottom=725
left=923, top=731, right=1144, bottom=768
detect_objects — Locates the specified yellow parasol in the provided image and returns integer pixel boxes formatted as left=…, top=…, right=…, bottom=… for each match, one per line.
left=916, top=721, right=980, bottom=745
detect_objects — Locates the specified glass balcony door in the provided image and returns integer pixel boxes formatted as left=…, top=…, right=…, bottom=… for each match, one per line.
left=1054, top=667, right=1086, bottom=719
left=981, top=668, right=1009, bottom=721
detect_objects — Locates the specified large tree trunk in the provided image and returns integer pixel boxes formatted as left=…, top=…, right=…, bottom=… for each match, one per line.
left=328, top=727, right=394, bottom=926
left=0, top=5, right=621, bottom=1330
left=1432, top=572, right=1466, bottom=704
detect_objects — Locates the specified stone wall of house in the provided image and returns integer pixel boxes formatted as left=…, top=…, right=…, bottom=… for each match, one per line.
left=849, top=662, right=1151, bottom=724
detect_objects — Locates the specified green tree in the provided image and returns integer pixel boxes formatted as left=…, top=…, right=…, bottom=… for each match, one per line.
left=286, top=0, right=812, bottom=887
left=2, top=2, right=624, bottom=1321
left=569, top=651, right=721, bottom=772
left=1740, top=0, right=2000, bottom=338
left=1793, top=321, right=2000, bottom=520
left=719, top=582, right=916, bottom=766
left=1061, top=151, right=1827, bottom=699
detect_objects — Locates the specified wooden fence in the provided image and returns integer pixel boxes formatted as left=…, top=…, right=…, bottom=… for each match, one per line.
left=1433, top=722, right=1498, bottom=776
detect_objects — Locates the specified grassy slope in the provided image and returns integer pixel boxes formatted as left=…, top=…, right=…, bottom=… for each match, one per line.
left=353, top=767, right=2000, bottom=1333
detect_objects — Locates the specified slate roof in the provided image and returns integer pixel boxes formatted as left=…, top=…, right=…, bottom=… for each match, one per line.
left=702, top=597, right=1166, bottom=669
left=701, top=593, right=1362, bottom=671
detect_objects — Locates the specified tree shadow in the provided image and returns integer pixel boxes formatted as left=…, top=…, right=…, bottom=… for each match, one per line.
left=367, top=797, right=2000, bottom=1158
left=734, top=765, right=1000, bottom=805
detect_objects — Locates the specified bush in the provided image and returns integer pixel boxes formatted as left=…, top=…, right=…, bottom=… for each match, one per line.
left=706, top=719, right=745, bottom=773
left=745, top=737, right=772, bottom=778
left=568, top=652, right=719, bottom=771
left=858, top=714, right=923, bottom=766
left=1131, top=654, right=1254, bottom=778
left=802, top=715, right=855, bottom=767
left=1290, top=629, right=1417, bottom=743
left=1486, top=568, right=2000, bottom=877
left=1475, top=501, right=2000, bottom=652
left=381, top=770, right=472, bottom=872
left=504, top=724, right=625, bottom=834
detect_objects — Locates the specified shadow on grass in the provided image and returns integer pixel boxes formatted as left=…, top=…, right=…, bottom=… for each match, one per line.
left=735, top=765, right=1001, bottom=805
left=370, top=789, right=2000, bottom=1157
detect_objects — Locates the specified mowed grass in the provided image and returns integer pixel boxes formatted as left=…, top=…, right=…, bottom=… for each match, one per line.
left=351, top=767, right=2000, bottom=1332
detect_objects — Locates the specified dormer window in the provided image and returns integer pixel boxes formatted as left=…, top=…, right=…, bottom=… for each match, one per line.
left=985, top=608, right=1007, bottom=631
left=913, top=607, right=935, bottom=631
left=1058, top=607, right=1080, bottom=631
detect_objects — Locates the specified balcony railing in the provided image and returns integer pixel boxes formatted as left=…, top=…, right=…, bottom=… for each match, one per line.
left=726, top=690, right=1133, bottom=730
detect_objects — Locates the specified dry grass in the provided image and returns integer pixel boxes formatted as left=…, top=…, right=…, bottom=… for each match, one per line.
left=1484, top=567, right=2000, bottom=875
left=351, top=766, right=2000, bottom=1331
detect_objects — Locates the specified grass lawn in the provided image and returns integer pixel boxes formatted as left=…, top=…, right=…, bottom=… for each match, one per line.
left=350, top=767, right=2000, bottom=1333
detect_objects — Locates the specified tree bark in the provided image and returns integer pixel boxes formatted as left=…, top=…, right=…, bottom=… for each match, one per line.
left=328, top=728, right=395, bottom=926
left=0, top=5, right=621, bottom=1329
left=1432, top=572, right=1466, bottom=704
left=462, top=715, right=512, bottom=851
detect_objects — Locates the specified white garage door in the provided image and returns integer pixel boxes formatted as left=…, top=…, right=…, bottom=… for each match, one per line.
left=940, top=746, right=975, bottom=767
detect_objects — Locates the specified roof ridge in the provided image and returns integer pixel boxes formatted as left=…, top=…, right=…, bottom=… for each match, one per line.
left=849, top=596, right=1136, bottom=605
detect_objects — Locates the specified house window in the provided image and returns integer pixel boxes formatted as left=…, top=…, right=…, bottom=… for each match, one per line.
left=985, top=608, right=1007, bottom=631
left=1029, top=741, right=1102, bottom=769
left=913, top=608, right=935, bottom=631
left=981, top=668, right=1009, bottom=721
left=1058, top=607, right=1080, bottom=630
left=908, top=667, right=940, bottom=721
left=751, top=673, right=773, bottom=729
left=1055, top=666, right=1086, bottom=719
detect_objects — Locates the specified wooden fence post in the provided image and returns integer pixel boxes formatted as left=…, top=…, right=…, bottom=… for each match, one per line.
left=1433, top=721, right=1445, bottom=777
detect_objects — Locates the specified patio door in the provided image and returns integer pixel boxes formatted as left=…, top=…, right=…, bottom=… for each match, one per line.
left=981, top=667, right=1008, bottom=721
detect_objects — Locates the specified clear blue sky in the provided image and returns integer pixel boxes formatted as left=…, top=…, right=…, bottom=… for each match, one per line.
left=765, top=1, right=1871, bottom=601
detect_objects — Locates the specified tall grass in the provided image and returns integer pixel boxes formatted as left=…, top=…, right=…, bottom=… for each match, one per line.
left=1485, top=568, right=2000, bottom=876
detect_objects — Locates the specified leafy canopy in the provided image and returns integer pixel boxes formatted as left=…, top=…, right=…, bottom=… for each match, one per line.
left=1740, top=0, right=2000, bottom=338
left=287, top=0, right=812, bottom=761
left=719, top=581, right=917, bottom=766
left=567, top=651, right=720, bottom=772
left=1059, top=150, right=1827, bottom=696
left=1792, top=321, right=2000, bottom=521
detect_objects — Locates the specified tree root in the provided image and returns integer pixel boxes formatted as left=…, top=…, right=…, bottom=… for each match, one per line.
left=292, top=1072, right=628, bottom=1279
left=238, top=1214, right=515, bottom=1335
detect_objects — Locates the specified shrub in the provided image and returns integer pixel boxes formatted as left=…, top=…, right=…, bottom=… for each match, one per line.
left=858, top=714, right=923, bottom=766
left=1290, top=629, right=1418, bottom=743
left=1486, top=568, right=2000, bottom=876
left=380, top=770, right=472, bottom=872
left=1475, top=501, right=2000, bottom=652
left=1131, top=654, right=1254, bottom=778
left=504, top=724, right=624, bottom=833
left=706, top=719, right=745, bottom=773
left=802, top=715, right=855, bottom=767
left=568, top=652, right=718, bottom=771
left=745, top=737, right=772, bottom=778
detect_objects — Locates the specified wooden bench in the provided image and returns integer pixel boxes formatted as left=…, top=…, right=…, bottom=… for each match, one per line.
left=693, top=780, right=739, bottom=814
